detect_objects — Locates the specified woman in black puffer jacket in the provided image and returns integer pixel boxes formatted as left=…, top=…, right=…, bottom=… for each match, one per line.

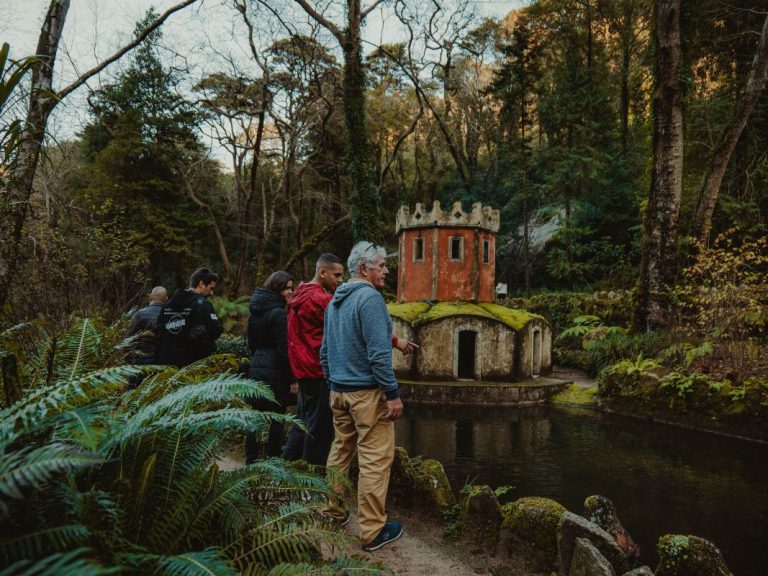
left=246, top=271, right=295, bottom=462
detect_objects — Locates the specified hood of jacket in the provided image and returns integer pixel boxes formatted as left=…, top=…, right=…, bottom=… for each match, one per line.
left=167, top=288, right=204, bottom=310
left=330, top=280, right=377, bottom=308
left=249, top=287, right=286, bottom=315
left=288, top=282, right=328, bottom=313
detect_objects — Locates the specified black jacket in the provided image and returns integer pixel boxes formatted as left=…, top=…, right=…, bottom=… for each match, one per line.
left=128, top=302, right=164, bottom=356
left=247, top=288, right=291, bottom=394
left=156, top=289, right=223, bottom=367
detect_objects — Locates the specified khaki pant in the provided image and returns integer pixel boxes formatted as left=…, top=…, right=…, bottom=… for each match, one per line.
left=326, top=389, right=395, bottom=543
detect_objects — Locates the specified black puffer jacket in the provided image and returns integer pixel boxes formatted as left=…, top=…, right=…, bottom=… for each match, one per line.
left=247, top=288, right=291, bottom=402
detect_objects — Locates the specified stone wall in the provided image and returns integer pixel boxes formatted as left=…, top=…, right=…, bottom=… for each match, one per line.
left=415, top=316, right=515, bottom=380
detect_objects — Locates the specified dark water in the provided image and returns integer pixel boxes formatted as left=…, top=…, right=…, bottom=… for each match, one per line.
left=395, top=404, right=768, bottom=576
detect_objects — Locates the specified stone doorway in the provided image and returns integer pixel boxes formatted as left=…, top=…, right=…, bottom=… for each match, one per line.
left=457, top=330, right=477, bottom=379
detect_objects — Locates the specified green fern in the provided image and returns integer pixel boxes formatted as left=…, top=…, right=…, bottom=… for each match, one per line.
left=0, top=548, right=117, bottom=576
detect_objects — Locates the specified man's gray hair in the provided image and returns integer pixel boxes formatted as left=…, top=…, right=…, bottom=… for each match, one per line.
left=347, top=241, right=387, bottom=276
left=148, top=286, right=168, bottom=303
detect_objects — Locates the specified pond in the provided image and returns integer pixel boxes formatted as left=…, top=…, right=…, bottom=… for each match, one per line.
left=395, top=404, right=768, bottom=576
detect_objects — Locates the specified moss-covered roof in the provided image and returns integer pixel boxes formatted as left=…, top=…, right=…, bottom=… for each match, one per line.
left=387, top=301, right=543, bottom=330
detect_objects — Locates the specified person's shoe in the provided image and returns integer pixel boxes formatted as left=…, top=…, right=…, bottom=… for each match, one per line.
left=362, top=520, right=403, bottom=552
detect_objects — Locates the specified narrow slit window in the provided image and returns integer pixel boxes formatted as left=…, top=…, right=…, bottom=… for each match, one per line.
left=483, top=240, right=490, bottom=264
left=449, top=236, right=463, bottom=260
left=414, top=237, right=424, bottom=261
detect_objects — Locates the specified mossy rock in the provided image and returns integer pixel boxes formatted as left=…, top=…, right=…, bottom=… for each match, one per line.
left=414, top=457, right=456, bottom=515
left=386, top=447, right=418, bottom=506
left=656, top=535, right=733, bottom=576
left=501, top=496, right=566, bottom=569
left=458, top=485, right=503, bottom=547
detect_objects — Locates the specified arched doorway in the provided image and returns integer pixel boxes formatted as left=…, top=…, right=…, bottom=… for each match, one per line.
left=457, top=330, right=476, bottom=379
left=532, top=328, right=542, bottom=376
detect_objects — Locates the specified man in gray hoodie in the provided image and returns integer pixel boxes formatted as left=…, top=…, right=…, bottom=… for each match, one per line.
left=320, top=241, right=404, bottom=552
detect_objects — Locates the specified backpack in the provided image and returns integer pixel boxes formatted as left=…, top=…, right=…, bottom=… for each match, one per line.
left=155, top=296, right=210, bottom=366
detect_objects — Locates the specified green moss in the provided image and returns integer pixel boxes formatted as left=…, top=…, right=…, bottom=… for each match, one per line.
left=387, top=302, right=432, bottom=323
left=657, top=534, right=733, bottom=576
left=458, top=484, right=503, bottom=547
left=502, top=496, right=566, bottom=564
left=414, top=458, right=456, bottom=511
left=388, top=300, right=542, bottom=331
left=478, top=303, right=543, bottom=330
left=551, top=384, right=598, bottom=407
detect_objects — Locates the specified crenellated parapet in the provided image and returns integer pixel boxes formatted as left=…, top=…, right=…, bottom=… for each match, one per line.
left=396, top=201, right=500, bottom=234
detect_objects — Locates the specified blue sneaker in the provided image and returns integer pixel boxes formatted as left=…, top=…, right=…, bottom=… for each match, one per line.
left=362, top=520, right=403, bottom=552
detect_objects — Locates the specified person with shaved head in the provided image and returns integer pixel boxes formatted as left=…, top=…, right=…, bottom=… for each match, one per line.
left=128, top=286, right=168, bottom=364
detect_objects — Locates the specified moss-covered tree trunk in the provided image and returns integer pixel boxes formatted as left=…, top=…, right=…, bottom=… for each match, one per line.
left=632, top=0, right=684, bottom=332
left=341, top=11, right=382, bottom=242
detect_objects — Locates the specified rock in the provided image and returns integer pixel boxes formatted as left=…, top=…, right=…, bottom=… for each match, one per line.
left=569, top=538, right=616, bottom=576
left=387, top=447, right=418, bottom=506
left=656, top=535, right=733, bottom=576
left=584, top=495, right=641, bottom=565
left=413, top=457, right=456, bottom=514
left=501, top=496, right=567, bottom=570
left=622, top=568, right=654, bottom=576
left=459, top=485, right=503, bottom=547
left=558, top=511, right=629, bottom=576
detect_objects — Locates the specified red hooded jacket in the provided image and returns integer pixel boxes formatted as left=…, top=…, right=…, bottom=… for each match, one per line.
left=287, top=282, right=333, bottom=379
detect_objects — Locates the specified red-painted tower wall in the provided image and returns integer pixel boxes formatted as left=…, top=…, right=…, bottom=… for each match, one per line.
left=396, top=202, right=499, bottom=303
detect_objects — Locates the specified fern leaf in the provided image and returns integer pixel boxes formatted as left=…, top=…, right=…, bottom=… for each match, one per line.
left=155, top=548, right=238, bottom=576
left=0, top=548, right=118, bottom=576
left=0, top=442, right=103, bottom=501
left=0, top=524, right=91, bottom=566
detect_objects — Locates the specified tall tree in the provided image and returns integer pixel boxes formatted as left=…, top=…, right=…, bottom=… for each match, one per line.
left=289, top=0, right=385, bottom=241
left=693, top=11, right=768, bottom=244
left=633, top=0, right=684, bottom=332
left=0, top=0, right=199, bottom=310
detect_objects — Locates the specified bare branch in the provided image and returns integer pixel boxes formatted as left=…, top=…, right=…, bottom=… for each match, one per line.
left=361, top=0, right=387, bottom=20
left=57, top=0, right=200, bottom=102
left=292, top=0, right=345, bottom=44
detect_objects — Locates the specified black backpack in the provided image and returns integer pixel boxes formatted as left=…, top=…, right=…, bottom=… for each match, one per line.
left=155, top=296, right=210, bottom=366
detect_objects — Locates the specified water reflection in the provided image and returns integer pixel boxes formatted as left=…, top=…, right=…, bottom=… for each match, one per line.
left=395, top=404, right=768, bottom=576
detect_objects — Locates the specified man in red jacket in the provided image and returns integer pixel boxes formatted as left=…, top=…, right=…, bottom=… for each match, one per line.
left=283, top=253, right=416, bottom=465
left=282, top=253, right=345, bottom=465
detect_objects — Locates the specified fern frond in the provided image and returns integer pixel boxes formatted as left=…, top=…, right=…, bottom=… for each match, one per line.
left=0, top=524, right=91, bottom=566
left=2, top=365, right=142, bottom=435
left=0, top=442, right=103, bottom=502
left=155, top=547, right=238, bottom=576
left=0, top=548, right=117, bottom=576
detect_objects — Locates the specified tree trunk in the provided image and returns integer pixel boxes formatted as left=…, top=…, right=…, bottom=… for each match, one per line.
left=632, top=0, right=684, bottom=332
left=340, top=0, right=381, bottom=242
left=693, top=12, right=768, bottom=245
left=0, top=0, right=70, bottom=309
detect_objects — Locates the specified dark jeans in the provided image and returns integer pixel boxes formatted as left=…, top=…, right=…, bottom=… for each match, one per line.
left=245, top=382, right=287, bottom=463
left=281, top=378, right=333, bottom=466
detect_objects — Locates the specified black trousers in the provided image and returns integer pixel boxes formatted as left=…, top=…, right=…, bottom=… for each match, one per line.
left=281, top=378, right=333, bottom=466
left=245, top=381, right=287, bottom=463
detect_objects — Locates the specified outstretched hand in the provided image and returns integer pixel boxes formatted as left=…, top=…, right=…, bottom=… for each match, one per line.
left=394, top=339, right=419, bottom=355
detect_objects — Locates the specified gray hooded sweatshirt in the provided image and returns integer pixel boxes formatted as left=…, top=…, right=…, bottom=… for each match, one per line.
left=319, top=280, right=399, bottom=400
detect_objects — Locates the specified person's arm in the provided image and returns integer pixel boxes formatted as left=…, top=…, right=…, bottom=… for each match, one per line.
left=360, top=293, right=399, bottom=400
left=274, top=308, right=291, bottom=382
left=203, top=300, right=223, bottom=341
left=319, top=309, right=330, bottom=379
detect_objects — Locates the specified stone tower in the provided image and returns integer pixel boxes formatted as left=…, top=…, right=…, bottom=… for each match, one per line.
left=396, top=201, right=500, bottom=303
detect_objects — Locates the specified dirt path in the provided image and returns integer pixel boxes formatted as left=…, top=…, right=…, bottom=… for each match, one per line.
left=339, top=510, right=487, bottom=575
left=552, top=364, right=596, bottom=388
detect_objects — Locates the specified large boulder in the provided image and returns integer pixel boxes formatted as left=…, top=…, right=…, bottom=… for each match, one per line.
left=558, top=511, right=630, bottom=576
left=569, top=538, right=616, bottom=576
left=655, top=535, right=733, bottom=576
left=458, top=485, right=504, bottom=548
left=584, top=495, right=640, bottom=565
left=501, top=496, right=567, bottom=570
